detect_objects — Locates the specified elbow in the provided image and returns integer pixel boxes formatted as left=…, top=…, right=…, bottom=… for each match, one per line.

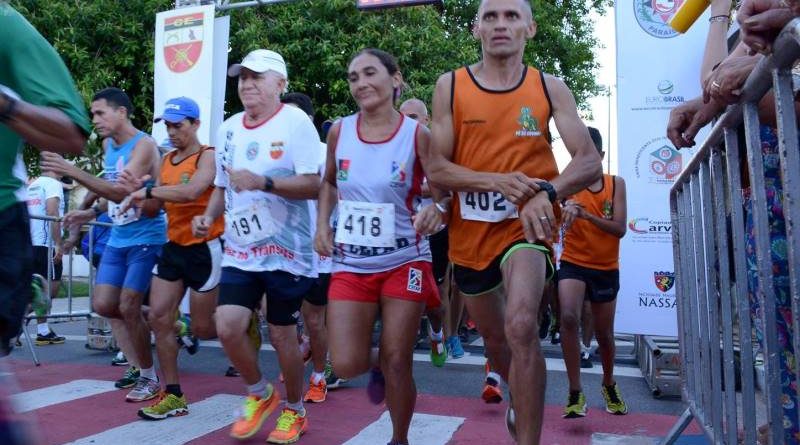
left=62, top=131, right=87, bottom=155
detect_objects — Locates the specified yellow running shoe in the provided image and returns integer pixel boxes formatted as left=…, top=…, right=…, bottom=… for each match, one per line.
left=230, top=384, right=280, bottom=439
left=303, top=377, right=327, bottom=403
left=138, top=392, right=188, bottom=420
left=267, top=408, right=308, bottom=444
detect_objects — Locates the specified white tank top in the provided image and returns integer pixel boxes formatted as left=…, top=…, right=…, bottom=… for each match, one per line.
left=332, top=113, right=431, bottom=273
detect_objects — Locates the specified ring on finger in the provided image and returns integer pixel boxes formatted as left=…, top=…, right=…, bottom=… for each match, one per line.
left=711, top=80, right=721, bottom=89
left=539, top=216, right=549, bottom=221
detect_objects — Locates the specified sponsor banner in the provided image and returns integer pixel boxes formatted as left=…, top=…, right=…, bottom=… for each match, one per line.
left=615, top=1, right=708, bottom=336
left=153, top=5, right=229, bottom=146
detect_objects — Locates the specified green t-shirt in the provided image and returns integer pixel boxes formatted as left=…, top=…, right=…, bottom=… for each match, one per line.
left=0, top=4, right=90, bottom=211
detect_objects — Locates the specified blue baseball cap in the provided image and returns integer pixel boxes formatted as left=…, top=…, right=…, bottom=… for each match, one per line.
left=154, top=97, right=200, bottom=123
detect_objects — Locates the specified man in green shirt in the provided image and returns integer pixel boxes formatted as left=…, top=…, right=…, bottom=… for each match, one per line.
left=0, top=3, right=90, bottom=356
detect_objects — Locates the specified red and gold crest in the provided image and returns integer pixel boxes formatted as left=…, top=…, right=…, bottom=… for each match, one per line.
left=163, top=13, right=204, bottom=73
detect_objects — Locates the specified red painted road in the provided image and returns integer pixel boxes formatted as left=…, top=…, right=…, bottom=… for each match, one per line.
left=4, top=360, right=701, bottom=445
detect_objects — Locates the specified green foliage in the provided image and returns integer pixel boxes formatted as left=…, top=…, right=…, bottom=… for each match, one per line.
left=16, top=0, right=610, bottom=175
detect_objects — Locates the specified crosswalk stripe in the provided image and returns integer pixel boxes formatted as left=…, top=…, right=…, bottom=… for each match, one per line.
left=63, top=393, right=242, bottom=445
left=591, top=433, right=659, bottom=444
left=342, top=411, right=465, bottom=445
left=11, top=379, right=116, bottom=413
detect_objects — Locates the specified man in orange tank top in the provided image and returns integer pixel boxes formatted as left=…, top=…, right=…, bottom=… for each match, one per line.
left=120, top=97, right=224, bottom=421
left=424, top=1, right=602, bottom=443
left=558, top=127, right=628, bottom=419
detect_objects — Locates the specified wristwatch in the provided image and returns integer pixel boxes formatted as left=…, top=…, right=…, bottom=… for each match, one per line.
left=145, top=183, right=154, bottom=199
left=0, top=91, right=18, bottom=123
left=263, top=176, right=274, bottom=192
left=535, top=181, right=557, bottom=203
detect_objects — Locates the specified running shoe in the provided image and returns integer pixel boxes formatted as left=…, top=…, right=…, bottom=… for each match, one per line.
left=230, top=384, right=280, bottom=439
left=111, top=351, right=129, bottom=366
left=125, top=377, right=160, bottom=403
left=550, top=325, right=561, bottom=344
left=225, top=365, right=240, bottom=377
left=602, top=383, right=628, bottom=415
left=482, top=362, right=503, bottom=404
left=138, top=392, right=188, bottom=420
left=323, top=361, right=347, bottom=389
left=367, top=367, right=385, bottom=404
left=177, top=315, right=199, bottom=355
left=446, top=336, right=465, bottom=359
left=35, top=330, right=65, bottom=345
left=563, top=390, right=587, bottom=418
left=580, top=347, right=593, bottom=369
left=114, top=366, right=140, bottom=389
left=267, top=408, right=308, bottom=444
left=303, top=376, right=327, bottom=403
left=429, top=338, right=447, bottom=367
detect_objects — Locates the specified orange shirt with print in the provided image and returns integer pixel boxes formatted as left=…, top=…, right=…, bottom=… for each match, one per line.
left=560, top=174, right=619, bottom=270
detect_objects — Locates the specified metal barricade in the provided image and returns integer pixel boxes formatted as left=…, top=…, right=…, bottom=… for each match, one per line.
left=663, top=19, right=800, bottom=445
left=21, top=215, right=112, bottom=365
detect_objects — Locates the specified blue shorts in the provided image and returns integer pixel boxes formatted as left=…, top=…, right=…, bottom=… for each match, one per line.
left=96, top=245, right=161, bottom=294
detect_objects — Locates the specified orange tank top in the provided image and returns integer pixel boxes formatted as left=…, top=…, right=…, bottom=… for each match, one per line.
left=449, top=65, right=559, bottom=270
left=560, top=174, right=619, bottom=270
left=160, top=146, right=224, bottom=246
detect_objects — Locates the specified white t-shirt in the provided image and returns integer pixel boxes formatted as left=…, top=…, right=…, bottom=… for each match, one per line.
left=215, top=105, right=322, bottom=276
left=26, top=176, right=63, bottom=247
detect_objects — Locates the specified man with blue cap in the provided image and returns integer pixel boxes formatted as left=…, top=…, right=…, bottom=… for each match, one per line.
left=118, top=96, right=225, bottom=420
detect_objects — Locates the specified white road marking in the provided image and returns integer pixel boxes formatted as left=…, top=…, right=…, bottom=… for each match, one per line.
left=342, top=411, right=464, bottom=445
left=11, top=379, right=116, bottom=413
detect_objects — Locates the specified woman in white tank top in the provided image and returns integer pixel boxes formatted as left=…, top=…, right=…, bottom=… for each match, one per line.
left=314, top=49, right=450, bottom=445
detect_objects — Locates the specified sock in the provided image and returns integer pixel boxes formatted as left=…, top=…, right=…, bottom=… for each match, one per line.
left=286, top=400, right=305, bottom=416
left=311, top=371, right=325, bottom=385
left=165, top=384, right=182, bottom=397
left=140, top=366, right=158, bottom=381
left=486, top=371, right=501, bottom=386
left=428, top=327, right=444, bottom=342
left=37, top=323, right=50, bottom=336
left=247, top=376, right=268, bottom=398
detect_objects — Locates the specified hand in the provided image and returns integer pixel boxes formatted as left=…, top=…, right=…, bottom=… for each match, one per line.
left=703, top=56, right=761, bottom=105
left=561, top=200, right=585, bottom=229
left=40, top=151, right=76, bottom=177
left=666, top=98, right=725, bottom=148
left=192, top=215, right=214, bottom=239
left=120, top=188, right=146, bottom=214
left=117, top=170, right=150, bottom=195
left=520, top=192, right=556, bottom=243
left=737, top=0, right=794, bottom=54
left=314, top=224, right=334, bottom=257
left=53, top=246, right=63, bottom=265
left=62, top=209, right=95, bottom=228
left=493, top=172, right=541, bottom=205
left=412, top=203, right=445, bottom=235
left=226, top=166, right=266, bottom=193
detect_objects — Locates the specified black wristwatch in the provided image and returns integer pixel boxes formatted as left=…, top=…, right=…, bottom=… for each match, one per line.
left=535, top=181, right=557, bottom=203
left=263, top=176, right=274, bottom=192
left=145, top=183, right=154, bottom=199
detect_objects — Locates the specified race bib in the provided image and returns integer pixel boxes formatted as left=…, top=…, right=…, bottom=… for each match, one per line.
left=334, top=200, right=396, bottom=248
left=108, top=198, right=140, bottom=226
left=458, top=191, right=518, bottom=222
left=225, top=201, right=279, bottom=246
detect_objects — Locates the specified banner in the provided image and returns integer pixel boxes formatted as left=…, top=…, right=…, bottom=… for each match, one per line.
left=153, top=5, right=229, bottom=146
left=615, top=1, right=708, bottom=336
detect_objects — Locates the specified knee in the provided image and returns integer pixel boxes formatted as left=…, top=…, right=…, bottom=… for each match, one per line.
left=118, top=301, right=142, bottom=323
left=505, top=313, right=537, bottom=347
left=215, top=318, right=242, bottom=344
left=267, top=324, right=295, bottom=347
left=147, top=310, right=173, bottom=334
left=92, top=299, right=117, bottom=319
left=380, top=350, right=411, bottom=378
left=192, top=320, right=215, bottom=339
left=595, top=329, right=614, bottom=349
left=560, top=310, right=581, bottom=332
left=303, top=311, right=325, bottom=335
left=330, top=355, right=367, bottom=379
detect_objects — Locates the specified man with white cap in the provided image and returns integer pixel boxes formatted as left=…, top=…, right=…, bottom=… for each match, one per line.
left=193, top=49, right=321, bottom=444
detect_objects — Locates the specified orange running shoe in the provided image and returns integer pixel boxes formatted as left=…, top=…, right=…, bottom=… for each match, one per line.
left=229, top=384, right=280, bottom=439
left=482, top=382, right=503, bottom=404
left=267, top=408, right=308, bottom=444
left=303, top=377, right=327, bottom=403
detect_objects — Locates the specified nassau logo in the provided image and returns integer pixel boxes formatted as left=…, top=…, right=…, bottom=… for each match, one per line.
left=390, top=161, right=406, bottom=187
left=163, top=12, right=204, bottom=73
left=246, top=142, right=259, bottom=161
left=515, top=107, right=541, bottom=137
left=654, top=271, right=675, bottom=292
left=337, top=159, right=351, bottom=181
left=407, top=267, right=422, bottom=293
left=634, top=0, right=683, bottom=39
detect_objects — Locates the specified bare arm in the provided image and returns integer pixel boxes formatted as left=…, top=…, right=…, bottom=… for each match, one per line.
left=584, top=176, right=627, bottom=238
left=45, top=196, right=63, bottom=249
left=314, top=123, right=340, bottom=257
left=150, top=150, right=216, bottom=202
left=545, top=75, right=602, bottom=199
left=0, top=94, right=86, bottom=155
left=701, top=0, right=734, bottom=85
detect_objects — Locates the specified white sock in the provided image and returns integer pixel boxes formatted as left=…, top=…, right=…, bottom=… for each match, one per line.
left=140, top=366, right=158, bottom=381
left=428, top=326, right=444, bottom=342
left=37, top=323, right=50, bottom=336
left=286, top=400, right=305, bottom=416
left=311, top=371, right=325, bottom=385
left=247, top=376, right=268, bottom=397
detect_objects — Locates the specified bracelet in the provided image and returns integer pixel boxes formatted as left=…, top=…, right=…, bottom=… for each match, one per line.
left=434, top=202, right=448, bottom=214
left=709, top=15, right=730, bottom=24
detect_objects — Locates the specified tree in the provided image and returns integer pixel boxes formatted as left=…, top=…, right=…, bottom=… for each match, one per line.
left=16, top=0, right=610, bottom=174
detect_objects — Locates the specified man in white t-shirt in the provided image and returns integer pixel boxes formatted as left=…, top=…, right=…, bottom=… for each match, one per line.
left=193, top=49, right=321, bottom=444
left=25, top=162, right=66, bottom=345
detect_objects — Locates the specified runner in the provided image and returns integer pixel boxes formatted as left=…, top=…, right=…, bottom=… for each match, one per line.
left=116, top=97, right=224, bottom=420
left=558, top=126, right=628, bottom=418
left=193, top=49, right=320, bottom=444
left=315, top=48, right=445, bottom=445
left=424, top=1, right=602, bottom=442
left=41, top=87, right=166, bottom=403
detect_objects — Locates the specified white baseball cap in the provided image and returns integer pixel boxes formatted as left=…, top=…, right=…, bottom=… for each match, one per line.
left=228, top=49, right=288, bottom=79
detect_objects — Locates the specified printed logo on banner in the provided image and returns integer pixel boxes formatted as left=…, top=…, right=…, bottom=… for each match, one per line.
left=634, top=137, right=683, bottom=184
left=246, top=142, right=259, bottom=161
left=515, top=107, right=541, bottom=137
left=654, top=271, right=676, bottom=292
left=634, top=0, right=683, bottom=39
left=407, top=267, right=422, bottom=293
left=628, top=217, right=672, bottom=243
left=163, top=13, right=204, bottom=73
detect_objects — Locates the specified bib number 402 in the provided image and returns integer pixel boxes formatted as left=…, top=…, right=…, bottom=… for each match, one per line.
left=459, top=191, right=519, bottom=222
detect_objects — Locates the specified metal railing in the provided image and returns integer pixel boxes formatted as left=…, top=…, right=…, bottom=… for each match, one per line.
left=20, top=215, right=112, bottom=366
left=664, top=18, right=800, bottom=445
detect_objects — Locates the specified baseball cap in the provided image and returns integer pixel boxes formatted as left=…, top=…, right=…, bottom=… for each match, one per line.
left=153, top=97, right=200, bottom=123
left=228, top=49, right=288, bottom=79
